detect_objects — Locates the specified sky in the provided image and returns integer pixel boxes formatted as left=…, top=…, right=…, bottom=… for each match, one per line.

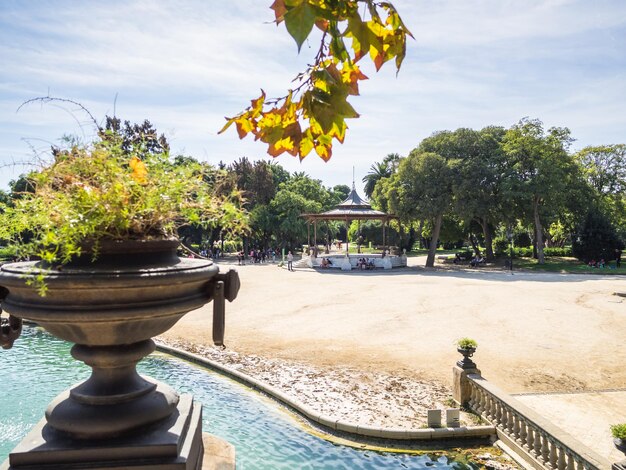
left=1, top=0, right=625, bottom=192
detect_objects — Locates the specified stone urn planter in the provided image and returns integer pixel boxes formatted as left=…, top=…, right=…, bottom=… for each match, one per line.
left=0, top=239, right=239, bottom=469
left=456, top=346, right=477, bottom=370
left=616, top=437, right=626, bottom=454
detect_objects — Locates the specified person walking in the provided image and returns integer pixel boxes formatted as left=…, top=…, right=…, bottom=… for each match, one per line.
left=616, top=247, right=622, bottom=269
left=287, top=251, right=294, bottom=271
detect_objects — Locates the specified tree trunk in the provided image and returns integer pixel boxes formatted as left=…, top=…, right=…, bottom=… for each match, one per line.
left=481, top=217, right=494, bottom=261
left=418, top=220, right=424, bottom=249
left=469, top=234, right=480, bottom=256
left=533, top=197, right=545, bottom=264
left=426, top=214, right=443, bottom=267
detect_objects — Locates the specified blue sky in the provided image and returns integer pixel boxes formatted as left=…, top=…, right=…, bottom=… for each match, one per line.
left=1, top=0, right=625, bottom=192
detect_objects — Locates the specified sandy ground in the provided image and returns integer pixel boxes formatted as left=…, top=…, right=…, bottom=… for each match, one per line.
left=160, top=255, right=626, bottom=457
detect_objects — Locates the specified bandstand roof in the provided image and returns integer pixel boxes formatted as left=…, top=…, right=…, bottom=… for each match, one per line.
left=302, top=187, right=396, bottom=222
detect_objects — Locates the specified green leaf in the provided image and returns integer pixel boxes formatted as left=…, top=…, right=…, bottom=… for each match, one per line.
left=284, top=1, right=316, bottom=52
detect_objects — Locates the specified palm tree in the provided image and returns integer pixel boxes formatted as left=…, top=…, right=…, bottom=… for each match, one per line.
left=362, top=156, right=395, bottom=197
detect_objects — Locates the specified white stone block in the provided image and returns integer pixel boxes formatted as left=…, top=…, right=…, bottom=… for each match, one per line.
left=446, top=408, right=460, bottom=427
left=427, top=409, right=442, bottom=428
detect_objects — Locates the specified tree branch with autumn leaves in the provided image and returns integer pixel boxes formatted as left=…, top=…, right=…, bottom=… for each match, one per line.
left=219, top=0, right=412, bottom=161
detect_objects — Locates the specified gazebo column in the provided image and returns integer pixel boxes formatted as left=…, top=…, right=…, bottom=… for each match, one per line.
left=325, top=221, right=330, bottom=254
left=307, top=221, right=311, bottom=254
left=383, top=220, right=386, bottom=252
left=313, top=221, right=317, bottom=256
left=345, top=219, right=349, bottom=256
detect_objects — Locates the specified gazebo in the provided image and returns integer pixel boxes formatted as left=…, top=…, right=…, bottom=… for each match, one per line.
left=301, top=186, right=405, bottom=270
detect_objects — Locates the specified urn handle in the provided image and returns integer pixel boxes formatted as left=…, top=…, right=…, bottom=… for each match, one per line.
left=0, top=286, right=22, bottom=350
left=210, top=269, right=240, bottom=347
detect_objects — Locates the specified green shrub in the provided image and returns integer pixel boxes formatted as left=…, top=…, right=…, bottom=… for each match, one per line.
left=544, top=247, right=573, bottom=257
left=514, top=231, right=532, bottom=247
left=0, top=246, right=15, bottom=261
left=457, top=337, right=477, bottom=349
left=573, top=210, right=622, bottom=262
left=493, top=237, right=510, bottom=255
left=611, top=423, right=626, bottom=440
left=516, top=247, right=534, bottom=258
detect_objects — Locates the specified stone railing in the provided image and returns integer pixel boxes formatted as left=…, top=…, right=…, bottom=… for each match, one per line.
left=466, top=373, right=611, bottom=470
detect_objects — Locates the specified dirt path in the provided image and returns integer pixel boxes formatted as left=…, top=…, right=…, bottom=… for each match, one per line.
left=162, top=258, right=626, bottom=394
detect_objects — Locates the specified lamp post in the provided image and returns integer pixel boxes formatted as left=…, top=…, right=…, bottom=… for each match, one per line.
left=506, top=227, right=514, bottom=274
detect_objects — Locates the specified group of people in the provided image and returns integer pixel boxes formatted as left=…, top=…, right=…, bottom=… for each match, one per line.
left=588, top=249, right=622, bottom=269
left=357, top=257, right=375, bottom=270
left=319, top=257, right=333, bottom=268
left=237, top=248, right=277, bottom=265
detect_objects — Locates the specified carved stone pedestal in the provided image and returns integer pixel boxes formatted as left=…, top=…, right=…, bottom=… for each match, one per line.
left=3, top=395, right=203, bottom=469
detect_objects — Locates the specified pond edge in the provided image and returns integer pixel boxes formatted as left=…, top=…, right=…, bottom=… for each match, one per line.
left=155, top=341, right=497, bottom=442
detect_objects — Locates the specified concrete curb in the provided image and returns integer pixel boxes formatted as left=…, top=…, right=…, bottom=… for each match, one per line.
left=155, top=342, right=496, bottom=442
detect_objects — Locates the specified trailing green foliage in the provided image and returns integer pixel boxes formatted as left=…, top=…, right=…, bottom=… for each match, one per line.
left=0, top=131, right=247, bottom=294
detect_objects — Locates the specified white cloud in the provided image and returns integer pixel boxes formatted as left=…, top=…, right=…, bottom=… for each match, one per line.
left=1, top=0, right=626, bottom=191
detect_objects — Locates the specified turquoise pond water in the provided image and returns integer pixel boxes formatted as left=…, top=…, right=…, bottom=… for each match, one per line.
left=1, top=327, right=479, bottom=469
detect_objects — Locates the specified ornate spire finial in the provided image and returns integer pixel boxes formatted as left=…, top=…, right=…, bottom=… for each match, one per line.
left=352, top=166, right=355, bottom=190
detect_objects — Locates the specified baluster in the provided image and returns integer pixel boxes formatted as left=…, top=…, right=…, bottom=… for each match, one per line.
left=476, top=389, right=484, bottom=415
left=485, top=395, right=494, bottom=421
left=511, top=412, right=520, bottom=439
left=518, top=418, right=527, bottom=446
left=495, top=400, right=502, bottom=426
left=503, top=407, right=511, bottom=432
left=469, top=385, right=478, bottom=411
left=533, top=426, right=542, bottom=458
left=525, top=426, right=534, bottom=453
left=507, top=409, right=516, bottom=435
left=483, top=391, right=491, bottom=419
left=574, top=457, right=584, bottom=470
left=548, top=440, right=558, bottom=469
left=541, top=433, right=550, bottom=463
left=566, top=452, right=575, bottom=470
left=557, top=446, right=566, bottom=470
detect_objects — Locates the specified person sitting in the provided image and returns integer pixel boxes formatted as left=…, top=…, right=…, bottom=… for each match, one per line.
left=320, top=257, right=330, bottom=268
left=470, top=254, right=485, bottom=267
left=598, top=258, right=605, bottom=268
left=368, top=258, right=375, bottom=269
left=588, top=259, right=596, bottom=268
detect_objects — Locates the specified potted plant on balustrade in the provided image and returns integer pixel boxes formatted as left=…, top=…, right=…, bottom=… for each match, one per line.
left=456, top=337, right=478, bottom=370
left=613, top=423, right=626, bottom=454
left=0, top=116, right=247, bottom=469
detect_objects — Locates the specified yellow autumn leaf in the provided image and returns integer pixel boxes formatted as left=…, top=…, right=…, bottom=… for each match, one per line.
left=129, top=156, right=148, bottom=184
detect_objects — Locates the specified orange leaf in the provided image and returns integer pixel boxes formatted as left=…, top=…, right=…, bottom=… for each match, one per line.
left=129, top=156, right=148, bottom=184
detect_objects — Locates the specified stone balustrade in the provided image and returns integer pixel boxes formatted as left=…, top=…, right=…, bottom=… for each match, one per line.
left=466, top=373, right=612, bottom=470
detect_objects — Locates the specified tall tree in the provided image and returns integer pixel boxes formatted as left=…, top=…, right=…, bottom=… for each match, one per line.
left=575, top=144, right=626, bottom=238
left=389, top=151, right=454, bottom=267
left=418, top=127, right=507, bottom=260
left=501, top=118, right=577, bottom=264
left=362, top=154, right=397, bottom=197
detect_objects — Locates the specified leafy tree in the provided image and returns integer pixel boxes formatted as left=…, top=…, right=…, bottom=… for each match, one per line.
left=388, top=151, right=454, bottom=267
left=98, top=116, right=169, bottom=157
left=330, top=184, right=351, bottom=204
left=501, top=118, right=577, bottom=264
left=418, top=127, right=507, bottom=261
left=219, top=1, right=412, bottom=161
left=573, top=210, right=622, bottom=262
left=576, top=144, right=626, bottom=238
